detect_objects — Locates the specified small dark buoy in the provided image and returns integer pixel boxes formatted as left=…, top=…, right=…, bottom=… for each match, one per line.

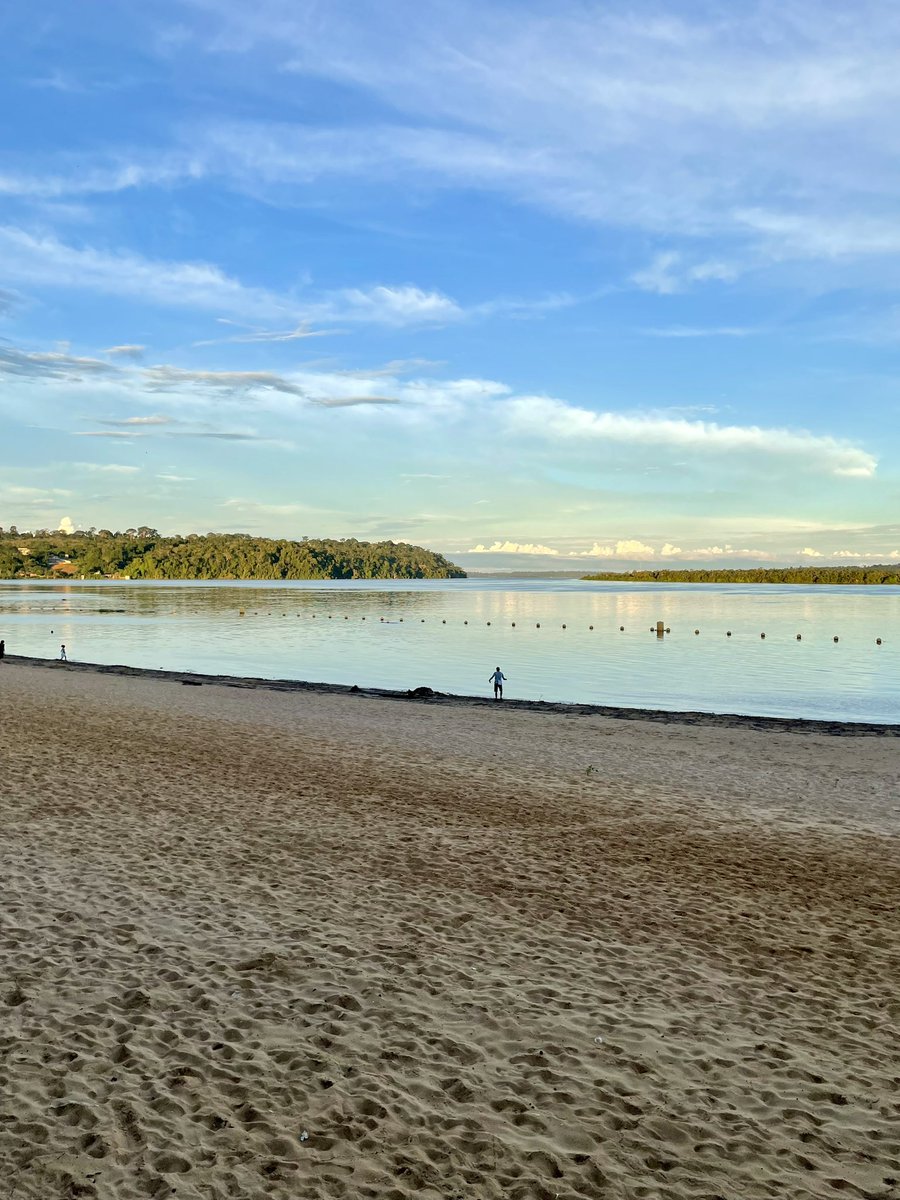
left=345, top=616, right=348, bottom=620
left=562, top=624, right=566, bottom=629
left=619, top=625, right=624, bottom=631
left=694, top=629, right=699, bottom=635
left=876, top=637, right=882, bottom=644
left=833, top=635, right=839, bottom=642
left=536, top=623, right=540, bottom=628
left=665, top=627, right=670, bottom=634
left=380, top=617, right=384, bottom=622
left=399, top=618, right=403, bottom=622
left=796, top=634, right=801, bottom=640
left=362, top=616, right=365, bottom=620
left=760, top=632, right=765, bottom=639
left=464, top=620, right=468, bottom=625
left=487, top=621, right=491, bottom=625
left=328, top=615, right=332, bottom=619
left=726, top=631, right=732, bottom=637
left=511, top=622, right=516, bottom=627
left=589, top=624, right=593, bottom=630
left=442, top=619, right=446, bottom=624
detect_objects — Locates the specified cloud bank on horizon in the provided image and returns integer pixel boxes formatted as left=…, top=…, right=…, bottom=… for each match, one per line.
left=1, top=0, right=898, bottom=568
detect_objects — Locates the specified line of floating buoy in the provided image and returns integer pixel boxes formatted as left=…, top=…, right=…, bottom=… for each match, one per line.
left=232, top=611, right=886, bottom=643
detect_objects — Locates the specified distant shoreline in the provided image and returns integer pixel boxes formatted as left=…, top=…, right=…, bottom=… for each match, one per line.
left=6, top=654, right=898, bottom=736
left=582, top=567, right=900, bottom=585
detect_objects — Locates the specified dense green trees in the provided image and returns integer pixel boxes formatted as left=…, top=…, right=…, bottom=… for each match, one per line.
left=583, top=566, right=900, bottom=584
left=0, top=529, right=466, bottom=580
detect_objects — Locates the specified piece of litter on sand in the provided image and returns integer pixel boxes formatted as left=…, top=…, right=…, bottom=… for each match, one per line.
left=300, top=1130, right=310, bottom=1142
left=593, top=1036, right=603, bottom=1044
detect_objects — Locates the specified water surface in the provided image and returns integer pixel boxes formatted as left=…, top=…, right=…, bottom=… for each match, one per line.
left=1, top=578, right=897, bottom=723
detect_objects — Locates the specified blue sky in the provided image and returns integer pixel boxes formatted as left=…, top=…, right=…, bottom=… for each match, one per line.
left=1, top=0, right=899, bottom=569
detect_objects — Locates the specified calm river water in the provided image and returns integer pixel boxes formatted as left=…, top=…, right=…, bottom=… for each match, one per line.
left=1, top=577, right=898, bottom=723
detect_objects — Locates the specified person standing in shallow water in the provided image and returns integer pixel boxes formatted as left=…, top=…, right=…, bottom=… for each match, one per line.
left=489, top=667, right=506, bottom=700
left=59, top=644, right=67, bottom=662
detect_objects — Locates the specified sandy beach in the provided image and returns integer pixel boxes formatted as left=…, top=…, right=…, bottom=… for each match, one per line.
left=1, top=660, right=898, bottom=1200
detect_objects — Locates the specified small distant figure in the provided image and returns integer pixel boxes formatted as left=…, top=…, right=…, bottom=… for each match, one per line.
left=489, top=666, right=506, bottom=700
left=59, top=644, right=67, bottom=662
left=0, top=639, right=5, bottom=660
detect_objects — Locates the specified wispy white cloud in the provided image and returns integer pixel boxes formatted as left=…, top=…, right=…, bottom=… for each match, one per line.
left=75, top=462, right=140, bottom=474
left=0, top=225, right=502, bottom=328
left=116, top=0, right=900, bottom=286
left=504, top=395, right=877, bottom=478
left=6, top=2, right=900, bottom=297
left=103, top=344, right=146, bottom=359
left=72, top=430, right=142, bottom=439
left=97, top=415, right=173, bottom=427
left=331, top=285, right=462, bottom=326
left=467, top=540, right=559, bottom=556
left=193, top=320, right=337, bottom=346
left=631, top=252, right=738, bottom=294
left=0, top=226, right=289, bottom=317
left=642, top=326, right=758, bottom=339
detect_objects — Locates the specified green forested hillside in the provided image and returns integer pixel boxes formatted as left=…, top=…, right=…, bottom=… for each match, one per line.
left=0, top=527, right=466, bottom=580
left=583, top=566, right=900, bottom=584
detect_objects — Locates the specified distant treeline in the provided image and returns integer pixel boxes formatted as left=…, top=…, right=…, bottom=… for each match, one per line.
left=0, top=527, right=466, bottom=580
left=583, top=566, right=900, bottom=585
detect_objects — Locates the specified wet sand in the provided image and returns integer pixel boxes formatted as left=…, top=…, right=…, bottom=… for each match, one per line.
left=1, top=659, right=898, bottom=1199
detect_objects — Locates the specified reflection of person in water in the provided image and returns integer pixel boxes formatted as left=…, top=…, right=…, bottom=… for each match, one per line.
left=489, top=667, right=506, bottom=700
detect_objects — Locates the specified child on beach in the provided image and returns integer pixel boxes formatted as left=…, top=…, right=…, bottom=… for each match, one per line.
left=59, top=644, right=67, bottom=661
left=489, top=667, right=506, bottom=700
